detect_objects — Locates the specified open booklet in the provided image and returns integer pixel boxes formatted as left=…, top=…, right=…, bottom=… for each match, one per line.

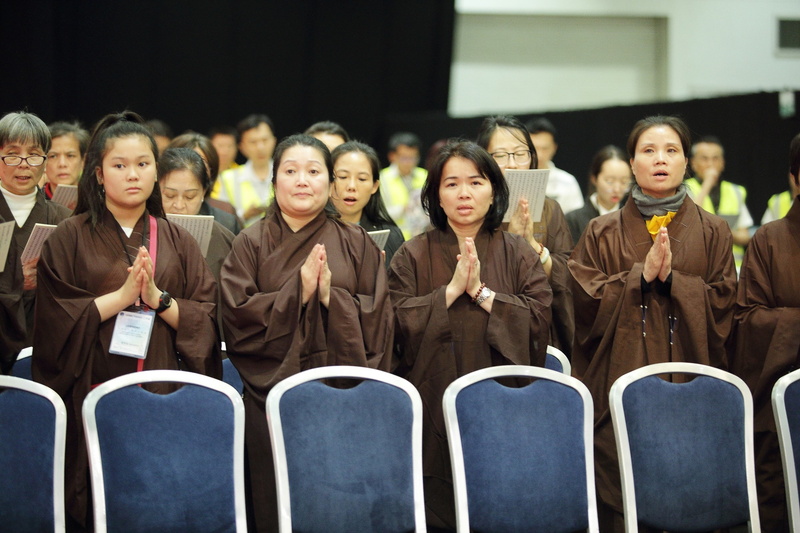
left=50, top=184, right=79, bottom=211
left=20, top=223, right=58, bottom=265
left=0, top=220, right=14, bottom=273
left=503, top=169, right=550, bottom=224
left=367, top=229, right=391, bottom=251
left=166, top=214, right=214, bottom=257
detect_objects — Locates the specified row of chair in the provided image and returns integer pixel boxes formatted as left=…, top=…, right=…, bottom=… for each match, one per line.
left=3, top=350, right=799, bottom=532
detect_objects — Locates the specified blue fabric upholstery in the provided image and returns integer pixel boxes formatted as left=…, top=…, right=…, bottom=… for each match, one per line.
left=9, top=356, right=32, bottom=380
left=278, top=379, right=416, bottom=533
left=784, top=379, right=800, bottom=496
left=222, top=358, right=243, bottom=395
left=622, top=375, right=749, bottom=531
left=456, top=378, right=589, bottom=532
left=0, top=388, right=58, bottom=532
left=544, top=352, right=564, bottom=373
left=93, top=383, right=237, bottom=533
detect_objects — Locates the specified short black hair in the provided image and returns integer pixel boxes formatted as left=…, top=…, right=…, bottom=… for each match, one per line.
left=388, top=132, right=421, bottom=152
left=422, top=140, right=509, bottom=233
left=236, top=114, right=275, bottom=143
left=525, top=117, right=557, bottom=140
left=48, top=121, right=90, bottom=156
left=305, top=121, right=350, bottom=143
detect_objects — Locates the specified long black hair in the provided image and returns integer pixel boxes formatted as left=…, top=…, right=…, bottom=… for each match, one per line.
left=330, top=141, right=398, bottom=227
left=75, top=111, right=164, bottom=225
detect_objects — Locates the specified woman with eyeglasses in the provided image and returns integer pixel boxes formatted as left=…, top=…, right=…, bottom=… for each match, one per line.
left=388, top=140, right=552, bottom=530
left=476, top=115, right=575, bottom=358
left=0, top=110, right=72, bottom=374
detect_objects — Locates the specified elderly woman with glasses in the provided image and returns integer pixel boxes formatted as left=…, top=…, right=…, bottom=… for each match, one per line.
left=0, top=110, right=72, bottom=374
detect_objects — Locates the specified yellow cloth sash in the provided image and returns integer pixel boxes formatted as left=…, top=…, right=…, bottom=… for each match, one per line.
left=646, top=212, right=676, bottom=241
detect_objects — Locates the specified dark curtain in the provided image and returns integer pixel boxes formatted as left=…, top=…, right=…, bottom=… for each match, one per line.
left=0, top=0, right=455, bottom=150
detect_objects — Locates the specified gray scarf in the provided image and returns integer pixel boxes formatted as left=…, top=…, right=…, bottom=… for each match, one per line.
left=631, top=183, right=687, bottom=217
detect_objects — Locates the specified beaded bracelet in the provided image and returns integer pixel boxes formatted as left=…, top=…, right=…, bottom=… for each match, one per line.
left=539, top=246, right=551, bottom=265
left=471, top=282, right=486, bottom=303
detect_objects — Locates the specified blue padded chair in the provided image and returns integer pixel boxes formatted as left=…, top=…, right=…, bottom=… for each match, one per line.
left=610, top=362, right=760, bottom=532
left=442, top=365, right=598, bottom=533
left=222, top=358, right=244, bottom=396
left=545, top=344, right=571, bottom=375
left=0, top=375, right=67, bottom=533
left=267, top=365, right=425, bottom=533
left=10, top=346, right=32, bottom=380
left=82, top=370, right=246, bottom=533
left=772, top=368, right=800, bottom=531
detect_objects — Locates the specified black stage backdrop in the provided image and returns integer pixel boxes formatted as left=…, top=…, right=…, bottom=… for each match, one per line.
left=1, top=3, right=797, bottom=221
left=0, top=0, right=455, bottom=149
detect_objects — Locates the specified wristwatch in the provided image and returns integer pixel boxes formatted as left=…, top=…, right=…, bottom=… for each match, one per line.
left=474, top=285, right=492, bottom=306
left=156, top=291, right=173, bottom=314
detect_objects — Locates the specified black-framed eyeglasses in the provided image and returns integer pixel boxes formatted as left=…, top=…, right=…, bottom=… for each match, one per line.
left=490, top=150, right=531, bottom=165
left=1, top=155, right=47, bottom=167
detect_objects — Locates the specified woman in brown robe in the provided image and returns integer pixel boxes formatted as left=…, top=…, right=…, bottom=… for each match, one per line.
left=476, top=115, right=575, bottom=357
left=220, top=134, right=393, bottom=533
left=568, top=115, right=737, bottom=531
left=0, top=111, right=72, bottom=372
left=731, top=132, right=800, bottom=532
left=33, top=112, right=221, bottom=532
left=389, top=140, right=553, bottom=530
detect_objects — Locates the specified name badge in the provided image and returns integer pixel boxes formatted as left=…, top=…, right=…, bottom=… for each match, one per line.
left=109, top=308, right=156, bottom=359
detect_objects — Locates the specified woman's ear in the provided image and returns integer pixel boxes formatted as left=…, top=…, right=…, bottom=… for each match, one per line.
left=96, top=167, right=103, bottom=184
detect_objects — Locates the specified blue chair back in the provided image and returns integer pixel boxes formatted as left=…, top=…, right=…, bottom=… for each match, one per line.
left=610, top=362, right=760, bottom=532
left=0, top=375, right=66, bottom=532
left=545, top=344, right=571, bottom=375
left=443, top=365, right=598, bottom=532
left=82, top=370, right=246, bottom=533
left=222, top=358, right=244, bottom=395
left=772, top=368, right=800, bottom=531
left=10, top=346, right=32, bottom=380
left=267, top=365, right=425, bottom=533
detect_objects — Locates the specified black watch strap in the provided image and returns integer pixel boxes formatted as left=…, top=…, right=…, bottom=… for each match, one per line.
left=156, top=291, right=172, bottom=314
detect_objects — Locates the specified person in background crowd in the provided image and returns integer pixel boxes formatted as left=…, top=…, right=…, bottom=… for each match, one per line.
left=214, top=114, right=277, bottom=226
left=220, top=134, right=393, bottom=533
left=169, top=131, right=241, bottom=234
left=42, top=121, right=89, bottom=204
left=568, top=115, right=736, bottom=531
left=34, top=111, right=220, bottom=531
left=0, top=110, right=72, bottom=374
left=526, top=117, right=585, bottom=213
left=305, top=120, right=350, bottom=152
left=145, top=118, right=173, bottom=155
left=330, top=140, right=404, bottom=267
left=380, top=131, right=429, bottom=239
left=731, top=131, right=800, bottom=532
left=566, top=145, right=631, bottom=244
left=686, top=135, right=753, bottom=273
left=389, top=140, right=552, bottom=530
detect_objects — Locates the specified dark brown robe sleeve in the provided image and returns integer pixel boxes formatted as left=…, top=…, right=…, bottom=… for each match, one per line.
left=542, top=198, right=576, bottom=357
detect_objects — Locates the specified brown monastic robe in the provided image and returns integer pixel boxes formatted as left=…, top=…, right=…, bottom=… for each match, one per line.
left=0, top=189, right=71, bottom=371
left=569, top=195, right=737, bottom=513
left=504, top=197, right=574, bottom=357
left=220, top=209, right=393, bottom=533
left=388, top=226, right=553, bottom=530
left=33, top=210, right=221, bottom=529
left=731, top=198, right=800, bottom=531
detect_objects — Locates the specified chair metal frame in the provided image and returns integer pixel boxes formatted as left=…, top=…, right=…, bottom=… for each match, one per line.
left=546, top=344, right=572, bottom=375
left=82, top=370, right=247, bottom=533
left=443, top=364, right=599, bottom=533
left=772, top=367, right=800, bottom=532
left=0, top=375, right=67, bottom=532
left=610, top=362, right=760, bottom=533
left=267, top=365, right=426, bottom=533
